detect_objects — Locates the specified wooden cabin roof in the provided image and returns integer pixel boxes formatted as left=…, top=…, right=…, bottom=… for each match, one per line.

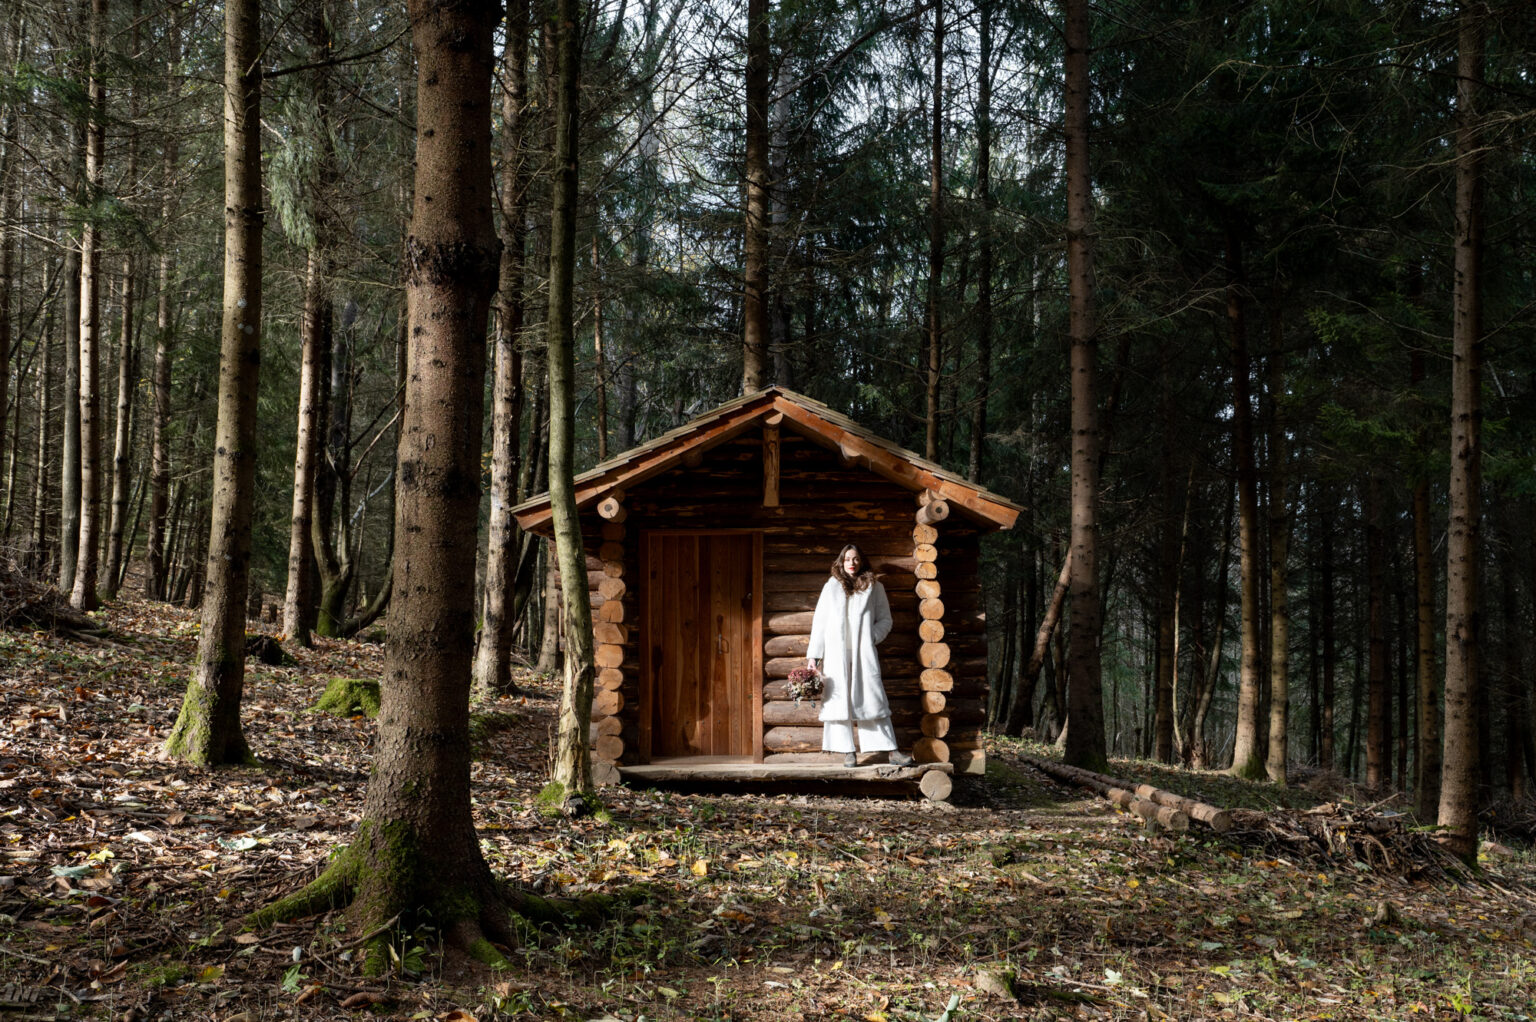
left=512, top=388, right=1023, bottom=535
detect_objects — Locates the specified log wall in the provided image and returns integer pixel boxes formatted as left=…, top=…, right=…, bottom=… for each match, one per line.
left=575, top=427, right=990, bottom=781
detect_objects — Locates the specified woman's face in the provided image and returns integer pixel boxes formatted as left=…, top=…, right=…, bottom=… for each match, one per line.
left=841, top=548, right=862, bottom=575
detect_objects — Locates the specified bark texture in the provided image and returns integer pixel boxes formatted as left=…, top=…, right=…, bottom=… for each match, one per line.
left=1439, top=7, right=1483, bottom=863
left=473, top=0, right=530, bottom=700
left=741, top=0, right=769, bottom=392
left=70, top=0, right=107, bottom=612
left=1061, top=0, right=1105, bottom=771
left=547, top=0, right=596, bottom=794
left=1225, top=231, right=1264, bottom=779
left=164, top=0, right=262, bottom=765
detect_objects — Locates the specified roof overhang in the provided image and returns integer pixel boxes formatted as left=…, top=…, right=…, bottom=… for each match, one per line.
left=511, top=387, right=1023, bottom=536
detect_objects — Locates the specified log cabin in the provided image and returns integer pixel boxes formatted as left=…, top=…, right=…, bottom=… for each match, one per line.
left=511, top=388, right=1021, bottom=800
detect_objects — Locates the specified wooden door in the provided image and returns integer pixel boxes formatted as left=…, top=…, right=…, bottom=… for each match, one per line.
left=643, top=532, right=762, bottom=760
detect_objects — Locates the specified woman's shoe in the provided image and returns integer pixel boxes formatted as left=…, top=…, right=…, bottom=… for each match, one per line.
left=887, top=751, right=913, bottom=767
left=843, top=752, right=858, bottom=768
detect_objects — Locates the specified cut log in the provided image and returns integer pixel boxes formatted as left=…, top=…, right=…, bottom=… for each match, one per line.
left=1021, top=755, right=1230, bottom=833
left=596, top=645, right=624, bottom=668
left=594, top=715, right=623, bottom=736
left=921, top=690, right=946, bottom=714
left=599, top=542, right=625, bottom=562
left=919, top=642, right=951, bottom=669
left=919, top=598, right=945, bottom=620
left=920, top=713, right=950, bottom=739
left=598, top=576, right=626, bottom=600
left=912, top=523, right=938, bottom=545
left=594, top=622, right=628, bottom=646
left=913, top=543, right=938, bottom=563
left=602, top=560, right=623, bottom=578
left=593, top=688, right=623, bottom=717
left=601, top=522, right=626, bottom=542
left=1107, top=787, right=1191, bottom=832
left=1134, top=784, right=1233, bottom=832
left=915, top=499, right=949, bottom=526
left=914, top=578, right=941, bottom=599
left=920, top=668, right=953, bottom=691
left=599, top=600, right=627, bottom=623
left=917, top=488, right=942, bottom=506
left=918, top=619, right=945, bottom=643
left=598, top=667, right=624, bottom=690
left=595, top=734, right=624, bottom=762
left=593, top=760, right=621, bottom=786
left=764, top=634, right=810, bottom=658
left=919, top=769, right=953, bottom=802
left=913, top=736, right=950, bottom=763
left=597, top=496, right=627, bottom=521
left=765, top=700, right=922, bottom=727
left=915, top=562, right=938, bottom=580
left=765, top=610, right=815, bottom=635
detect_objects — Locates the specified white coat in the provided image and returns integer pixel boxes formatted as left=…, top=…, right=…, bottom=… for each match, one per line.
left=807, top=577, right=893, bottom=722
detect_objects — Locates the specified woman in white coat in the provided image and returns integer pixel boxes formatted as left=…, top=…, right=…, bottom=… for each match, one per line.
left=806, top=543, right=914, bottom=768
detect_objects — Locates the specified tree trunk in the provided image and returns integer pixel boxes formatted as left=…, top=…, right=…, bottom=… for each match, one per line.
left=1320, top=500, right=1336, bottom=770
left=0, top=12, right=17, bottom=517
left=923, top=2, right=945, bottom=463
left=1153, top=343, right=1178, bottom=763
left=70, top=0, right=107, bottom=612
left=283, top=248, right=328, bottom=645
left=144, top=19, right=180, bottom=599
left=1410, top=360, right=1440, bottom=817
left=547, top=0, right=595, bottom=794
left=1225, top=228, right=1264, bottom=779
left=251, top=0, right=514, bottom=960
left=1061, top=0, right=1105, bottom=772
left=1439, top=5, right=1483, bottom=862
left=57, top=237, right=82, bottom=591
left=101, top=255, right=135, bottom=599
left=1190, top=479, right=1234, bottom=769
left=473, top=0, right=530, bottom=700
left=741, top=0, right=769, bottom=392
left=1265, top=305, right=1290, bottom=784
left=1365, top=472, right=1388, bottom=789
left=1005, top=551, right=1069, bottom=736
left=967, top=0, right=992, bottom=483
left=164, top=0, right=262, bottom=765
left=29, top=312, right=52, bottom=575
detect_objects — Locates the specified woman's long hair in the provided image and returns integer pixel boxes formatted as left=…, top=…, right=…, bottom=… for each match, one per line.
left=831, top=543, right=876, bottom=595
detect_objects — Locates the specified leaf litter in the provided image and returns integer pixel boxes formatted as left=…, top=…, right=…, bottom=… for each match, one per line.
left=1, top=592, right=1535, bottom=1020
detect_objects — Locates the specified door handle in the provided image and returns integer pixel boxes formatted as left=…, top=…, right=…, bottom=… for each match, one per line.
left=717, top=632, right=725, bottom=654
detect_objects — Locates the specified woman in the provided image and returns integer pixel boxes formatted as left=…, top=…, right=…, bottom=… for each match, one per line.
left=806, top=543, right=914, bottom=768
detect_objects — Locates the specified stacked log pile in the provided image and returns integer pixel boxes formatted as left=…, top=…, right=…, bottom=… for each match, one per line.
left=585, top=498, right=634, bottom=785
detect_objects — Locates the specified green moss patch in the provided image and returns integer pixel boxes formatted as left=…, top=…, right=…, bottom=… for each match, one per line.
left=313, top=677, right=381, bottom=718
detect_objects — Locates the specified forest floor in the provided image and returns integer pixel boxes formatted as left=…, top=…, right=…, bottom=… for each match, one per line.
left=3, top=594, right=1536, bottom=1022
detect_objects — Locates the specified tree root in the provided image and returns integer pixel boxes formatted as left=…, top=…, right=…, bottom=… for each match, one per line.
left=248, top=835, right=651, bottom=975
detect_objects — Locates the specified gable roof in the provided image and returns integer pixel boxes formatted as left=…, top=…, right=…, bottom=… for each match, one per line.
left=511, top=387, right=1023, bottom=534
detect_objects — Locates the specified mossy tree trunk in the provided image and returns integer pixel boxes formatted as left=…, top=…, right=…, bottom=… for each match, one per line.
left=547, top=0, right=595, bottom=795
left=252, top=0, right=512, bottom=958
left=164, top=0, right=261, bottom=766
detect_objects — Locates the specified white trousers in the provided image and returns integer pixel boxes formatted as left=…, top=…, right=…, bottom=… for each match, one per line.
left=821, top=716, right=897, bottom=754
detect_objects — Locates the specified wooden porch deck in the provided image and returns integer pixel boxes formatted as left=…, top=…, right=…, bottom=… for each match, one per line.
left=618, top=756, right=954, bottom=801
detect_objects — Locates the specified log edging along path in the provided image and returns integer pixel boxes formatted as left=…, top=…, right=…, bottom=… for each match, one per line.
left=1020, top=755, right=1233, bottom=834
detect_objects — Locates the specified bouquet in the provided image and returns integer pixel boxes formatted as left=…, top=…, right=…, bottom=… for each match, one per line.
left=786, top=665, right=824, bottom=705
